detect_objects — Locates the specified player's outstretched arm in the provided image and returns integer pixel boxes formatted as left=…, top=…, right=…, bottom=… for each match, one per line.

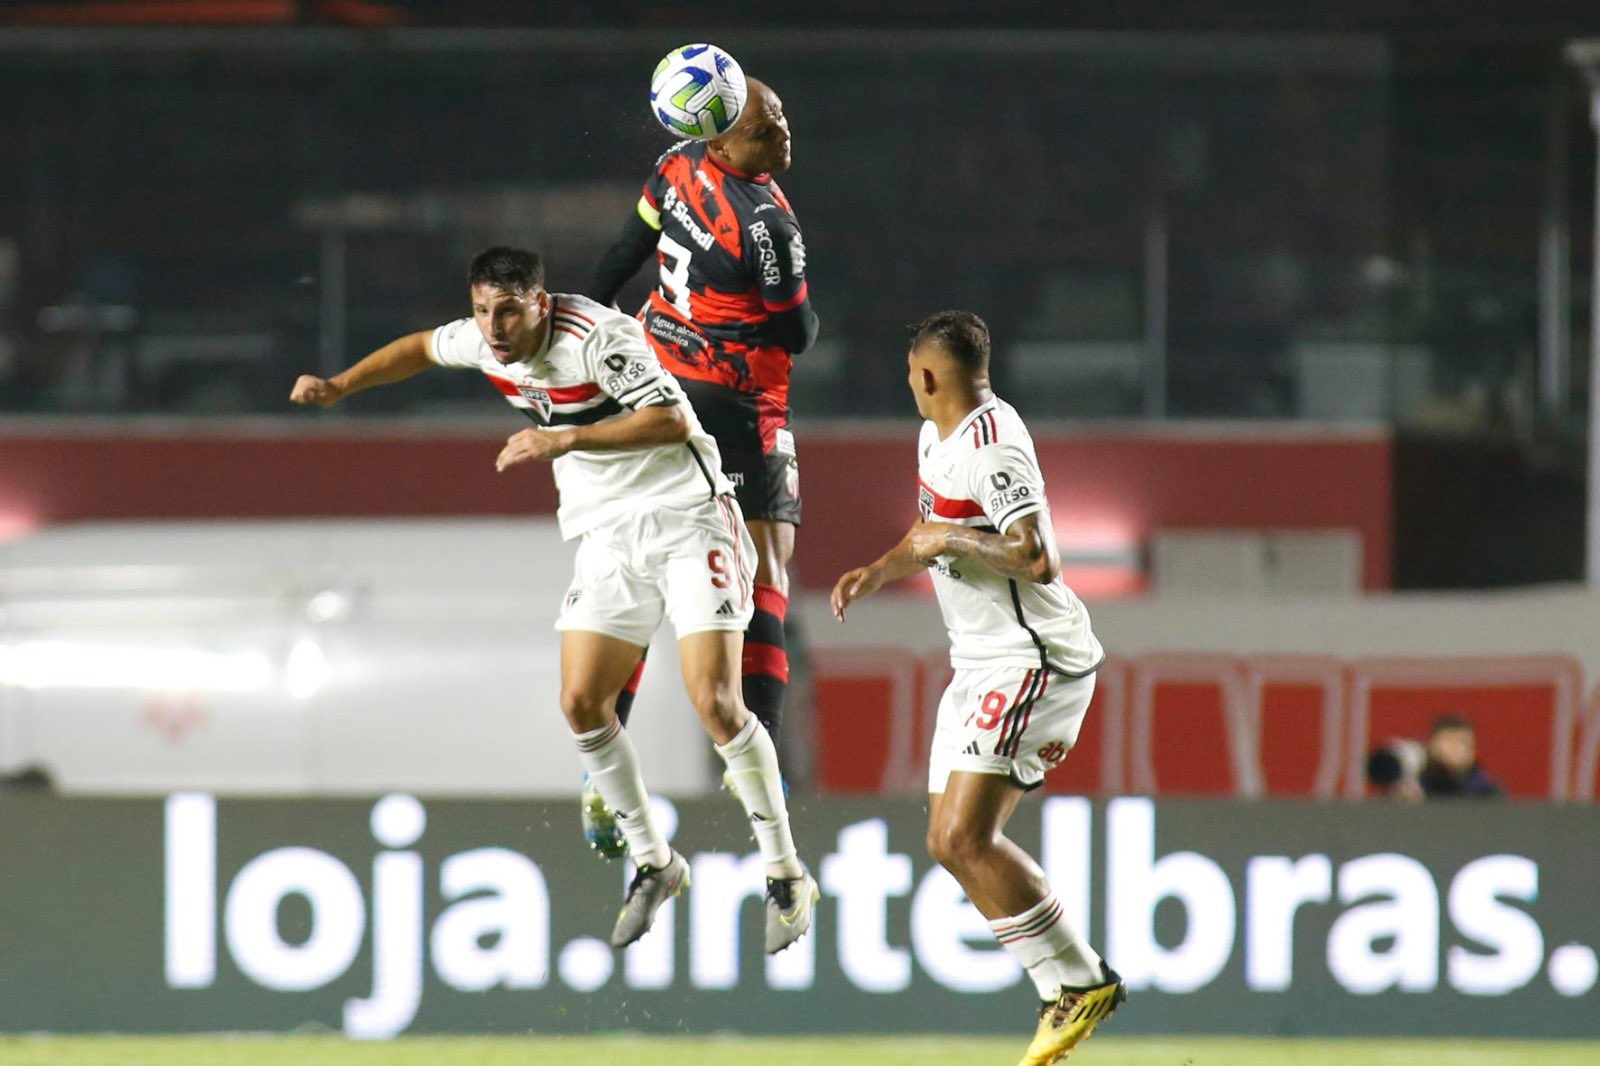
left=495, top=404, right=689, bottom=471
left=912, top=511, right=1061, bottom=585
left=830, top=531, right=929, bottom=620
left=591, top=210, right=659, bottom=307
left=289, top=330, right=435, bottom=408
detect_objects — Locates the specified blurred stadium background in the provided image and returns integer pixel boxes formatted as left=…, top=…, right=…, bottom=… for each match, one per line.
left=3, top=1, right=1600, bottom=1062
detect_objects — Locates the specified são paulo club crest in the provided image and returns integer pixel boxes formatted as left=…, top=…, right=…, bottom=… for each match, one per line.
left=917, top=484, right=934, bottom=521
left=516, top=384, right=552, bottom=421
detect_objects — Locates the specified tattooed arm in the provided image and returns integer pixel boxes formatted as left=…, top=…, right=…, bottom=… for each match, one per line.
left=911, top=511, right=1060, bottom=585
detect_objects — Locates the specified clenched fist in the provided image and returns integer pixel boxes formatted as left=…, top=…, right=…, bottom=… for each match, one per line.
left=290, top=375, right=345, bottom=408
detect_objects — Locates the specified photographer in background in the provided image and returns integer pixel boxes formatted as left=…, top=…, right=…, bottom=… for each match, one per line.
left=1367, top=714, right=1502, bottom=800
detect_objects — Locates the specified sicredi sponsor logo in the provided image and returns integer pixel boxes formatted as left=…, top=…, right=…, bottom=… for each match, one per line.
left=163, top=794, right=1590, bottom=1040
left=661, top=187, right=714, bottom=251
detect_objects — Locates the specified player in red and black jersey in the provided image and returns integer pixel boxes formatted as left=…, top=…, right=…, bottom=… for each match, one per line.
left=592, top=77, right=817, bottom=760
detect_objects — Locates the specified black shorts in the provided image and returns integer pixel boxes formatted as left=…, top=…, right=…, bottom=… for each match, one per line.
left=679, top=378, right=802, bottom=526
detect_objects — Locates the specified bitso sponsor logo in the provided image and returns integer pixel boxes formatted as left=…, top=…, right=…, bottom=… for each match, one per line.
left=601, top=353, right=650, bottom=393
left=985, top=471, right=1032, bottom=512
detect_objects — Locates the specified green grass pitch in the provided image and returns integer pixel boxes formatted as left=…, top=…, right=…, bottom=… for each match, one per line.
left=2, top=1037, right=1597, bottom=1066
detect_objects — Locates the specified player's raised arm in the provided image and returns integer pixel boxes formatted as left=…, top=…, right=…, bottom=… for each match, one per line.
left=289, top=330, right=435, bottom=408
left=590, top=199, right=661, bottom=308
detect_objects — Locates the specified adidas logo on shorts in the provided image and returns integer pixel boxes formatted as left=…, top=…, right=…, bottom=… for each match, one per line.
left=715, top=600, right=738, bottom=617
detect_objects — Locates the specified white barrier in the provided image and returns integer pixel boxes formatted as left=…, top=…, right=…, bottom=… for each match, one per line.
left=0, top=520, right=705, bottom=795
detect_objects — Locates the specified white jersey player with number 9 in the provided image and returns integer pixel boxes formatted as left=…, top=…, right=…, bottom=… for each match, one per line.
left=289, top=246, right=818, bottom=956
left=830, top=311, right=1125, bottom=1065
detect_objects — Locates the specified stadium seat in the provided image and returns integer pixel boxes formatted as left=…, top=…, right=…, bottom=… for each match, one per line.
left=810, top=647, right=923, bottom=793
left=811, top=648, right=1130, bottom=796
left=1343, top=656, right=1583, bottom=800
left=1042, top=655, right=1127, bottom=796
left=1571, top=682, right=1600, bottom=802
left=912, top=651, right=955, bottom=789
left=1242, top=655, right=1346, bottom=798
left=1128, top=653, right=1261, bottom=796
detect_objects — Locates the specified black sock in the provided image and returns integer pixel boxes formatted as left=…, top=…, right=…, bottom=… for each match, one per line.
left=614, top=652, right=647, bottom=728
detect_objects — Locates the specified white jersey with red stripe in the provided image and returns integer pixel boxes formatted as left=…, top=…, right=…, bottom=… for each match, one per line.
left=916, top=397, right=1103, bottom=675
left=429, top=293, right=732, bottom=539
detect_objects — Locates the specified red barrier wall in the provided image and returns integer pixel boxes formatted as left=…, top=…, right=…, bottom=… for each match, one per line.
left=810, top=648, right=1585, bottom=799
left=0, top=421, right=1392, bottom=590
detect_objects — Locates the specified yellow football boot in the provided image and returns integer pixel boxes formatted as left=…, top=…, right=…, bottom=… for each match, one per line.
left=1018, top=965, right=1127, bottom=1065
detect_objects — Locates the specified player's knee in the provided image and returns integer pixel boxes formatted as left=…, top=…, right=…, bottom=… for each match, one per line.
left=753, top=555, right=789, bottom=593
left=688, top=679, right=744, bottom=740
left=926, top=820, right=986, bottom=873
left=559, top=687, right=612, bottom=729
left=748, top=523, right=795, bottom=591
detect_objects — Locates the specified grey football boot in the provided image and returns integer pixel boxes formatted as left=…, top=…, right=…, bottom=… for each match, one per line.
left=764, top=869, right=820, bottom=954
left=610, top=850, right=691, bottom=948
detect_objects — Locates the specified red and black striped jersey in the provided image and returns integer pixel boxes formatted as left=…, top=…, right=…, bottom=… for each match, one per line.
left=636, top=140, right=808, bottom=398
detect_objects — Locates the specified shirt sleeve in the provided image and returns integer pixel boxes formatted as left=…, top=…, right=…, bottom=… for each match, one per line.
left=428, top=318, right=486, bottom=370
left=747, top=209, right=809, bottom=313
left=637, top=163, right=667, bottom=233
left=590, top=208, right=661, bottom=306
left=584, top=316, right=684, bottom=410
left=967, top=443, right=1048, bottom=533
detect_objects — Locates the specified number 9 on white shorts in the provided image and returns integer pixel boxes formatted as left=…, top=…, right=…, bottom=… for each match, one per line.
left=556, top=495, right=756, bottom=648
left=928, top=664, right=1096, bottom=793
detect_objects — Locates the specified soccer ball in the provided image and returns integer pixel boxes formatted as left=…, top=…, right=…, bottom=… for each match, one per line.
left=649, top=43, right=747, bottom=139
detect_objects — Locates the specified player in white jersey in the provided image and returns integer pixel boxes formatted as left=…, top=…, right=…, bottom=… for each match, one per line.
left=830, top=311, right=1124, bottom=1064
left=290, top=247, right=817, bottom=955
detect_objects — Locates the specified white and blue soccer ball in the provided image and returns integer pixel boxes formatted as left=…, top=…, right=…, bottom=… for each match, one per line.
left=649, top=43, right=747, bottom=139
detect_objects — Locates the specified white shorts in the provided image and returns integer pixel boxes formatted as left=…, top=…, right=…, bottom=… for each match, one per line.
left=556, top=494, right=755, bottom=648
left=928, top=664, right=1096, bottom=793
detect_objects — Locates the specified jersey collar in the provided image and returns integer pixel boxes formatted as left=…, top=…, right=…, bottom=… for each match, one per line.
left=944, top=397, right=998, bottom=444
left=525, top=297, right=558, bottom=370
left=705, top=150, right=770, bottom=185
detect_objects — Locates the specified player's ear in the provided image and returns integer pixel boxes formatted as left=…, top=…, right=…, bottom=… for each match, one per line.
left=920, top=366, right=937, bottom=395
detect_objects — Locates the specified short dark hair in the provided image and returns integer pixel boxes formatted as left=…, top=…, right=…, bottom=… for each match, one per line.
left=1430, top=714, right=1474, bottom=738
left=909, top=310, right=990, bottom=372
left=468, top=246, right=544, bottom=295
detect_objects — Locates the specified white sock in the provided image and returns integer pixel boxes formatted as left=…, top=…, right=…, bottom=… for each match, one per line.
left=573, top=720, right=671, bottom=869
left=990, top=893, right=1105, bottom=998
left=714, top=715, right=802, bottom=878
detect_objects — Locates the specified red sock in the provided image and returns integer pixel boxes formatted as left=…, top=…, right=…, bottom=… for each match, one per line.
left=741, top=584, right=789, bottom=747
